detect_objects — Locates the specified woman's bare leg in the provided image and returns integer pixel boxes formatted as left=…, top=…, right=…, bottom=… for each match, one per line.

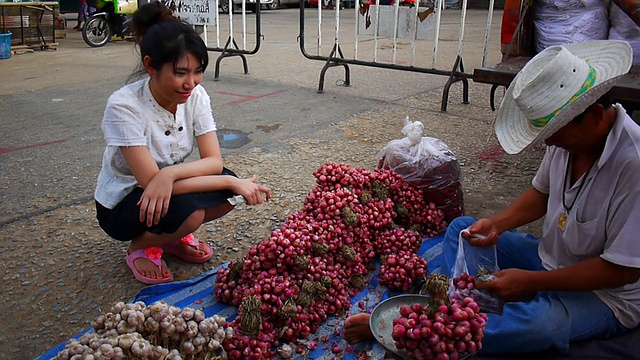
left=127, top=203, right=234, bottom=279
left=128, top=209, right=205, bottom=279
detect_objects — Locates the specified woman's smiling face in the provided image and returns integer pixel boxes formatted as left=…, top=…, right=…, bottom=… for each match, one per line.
left=146, top=52, right=204, bottom=114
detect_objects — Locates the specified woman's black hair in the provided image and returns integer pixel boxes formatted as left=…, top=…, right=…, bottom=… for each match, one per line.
left=128, top=1, right=208, bottom=81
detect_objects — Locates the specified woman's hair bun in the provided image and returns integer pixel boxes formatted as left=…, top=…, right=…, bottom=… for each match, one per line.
left=132, top=1, right=178, bottom=42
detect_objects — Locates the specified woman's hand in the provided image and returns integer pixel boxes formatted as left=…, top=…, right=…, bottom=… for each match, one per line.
left=233, top=176, right=271, bottom=205
left=137, top=169, right=175, bottom=227
left=463, top=218, right=500, bottom=247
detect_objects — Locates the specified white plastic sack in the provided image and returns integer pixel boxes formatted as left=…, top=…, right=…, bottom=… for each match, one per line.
left=377, top=116, right=464, bottom=222
left=377, top=117, right=456, bottom=177
left=609, top=3, right=640, bottom=65
left=448, top=229, right=505, bottom=315
left=533, top=0, right=610, bottom=53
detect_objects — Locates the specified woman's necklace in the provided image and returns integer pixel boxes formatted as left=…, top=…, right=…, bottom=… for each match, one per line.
left=557, top=155, right=598, bottom=231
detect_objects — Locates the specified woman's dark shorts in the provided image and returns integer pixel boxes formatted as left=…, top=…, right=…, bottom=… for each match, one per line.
left=96, top=168, right=237, bottom=241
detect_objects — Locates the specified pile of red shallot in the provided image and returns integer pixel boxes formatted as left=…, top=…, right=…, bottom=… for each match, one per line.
left=214, top=162, right=447, bottom=359
left=53, top=301, right=233, bottom=360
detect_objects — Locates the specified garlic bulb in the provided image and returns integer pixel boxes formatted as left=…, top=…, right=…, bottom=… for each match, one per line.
left=55, top=301, right=231, bottom=360
left=277, top=343, right=295, bottom=359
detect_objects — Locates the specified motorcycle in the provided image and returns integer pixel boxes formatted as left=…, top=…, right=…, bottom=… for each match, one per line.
left=82, top=1, right=133, bottom=47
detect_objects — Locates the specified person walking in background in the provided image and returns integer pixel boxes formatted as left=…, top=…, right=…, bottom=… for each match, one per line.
left=94, top=1, right=271, bottom=285
left=343, top=40, right=640, bottom=355
left=72, top=0, right=93, bottom=30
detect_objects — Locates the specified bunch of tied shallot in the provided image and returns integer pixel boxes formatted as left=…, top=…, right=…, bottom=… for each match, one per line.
left=213, top=162, right=447, bottom=359
left=53, top=301, right=233, bottom=360
left=391, top=274, right=487, bottom=360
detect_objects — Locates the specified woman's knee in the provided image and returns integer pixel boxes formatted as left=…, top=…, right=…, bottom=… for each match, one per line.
left=182, top=209, right=206, bottom=233
left=204, top=203, right=233, bottom=222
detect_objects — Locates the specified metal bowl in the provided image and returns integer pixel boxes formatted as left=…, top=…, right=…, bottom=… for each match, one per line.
left=369, top=294, right=474, bottom=360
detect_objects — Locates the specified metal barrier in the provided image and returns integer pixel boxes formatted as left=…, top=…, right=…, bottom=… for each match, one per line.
left=298, top=0, right=500, bottom=111
left=168, top=0, right=264, bottom=80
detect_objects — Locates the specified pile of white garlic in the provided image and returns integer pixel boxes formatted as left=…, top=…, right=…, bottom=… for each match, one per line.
left=54, top=301, right=233, bottom=360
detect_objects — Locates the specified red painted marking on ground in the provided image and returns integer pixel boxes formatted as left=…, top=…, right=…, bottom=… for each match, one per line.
left=476, top=143, right=546, bottom=163
left=0, top=138, right=72, bottom=155
left=218, top=90, right=286, bottom=106
left=476, top=144, right=505, bottom=163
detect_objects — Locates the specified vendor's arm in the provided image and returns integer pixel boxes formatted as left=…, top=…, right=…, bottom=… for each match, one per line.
left=470, top=146, right=555, bottom=246
left=467, top=187, right=548, bottom=246
left=489, top=187, right=548, bottom=233
left=478, top=257, right=640, bottom=301
left=530, top=257, right=640, bottom=291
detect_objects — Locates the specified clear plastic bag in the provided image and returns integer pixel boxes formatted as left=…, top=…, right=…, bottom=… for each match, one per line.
left=377, top=116, right=464, bottom=223
left=448, top=229, right=505, bottom=315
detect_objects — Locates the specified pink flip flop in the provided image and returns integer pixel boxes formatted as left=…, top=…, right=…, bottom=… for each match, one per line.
left=125, top=247, right=173, bottom=285
left=161, top=234, right=213, bottom=264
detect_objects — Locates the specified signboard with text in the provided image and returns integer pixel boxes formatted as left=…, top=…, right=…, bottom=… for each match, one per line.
left=167, top=0, right=217, bottom=26
left=358, top=5, right=436, bottom=40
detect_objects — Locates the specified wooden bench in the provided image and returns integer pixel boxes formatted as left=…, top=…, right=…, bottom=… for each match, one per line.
left=473, top=58, right=640, bottom=114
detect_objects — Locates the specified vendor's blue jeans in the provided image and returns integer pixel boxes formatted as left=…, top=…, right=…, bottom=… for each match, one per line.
left=440, top=216, right=629, bottom=355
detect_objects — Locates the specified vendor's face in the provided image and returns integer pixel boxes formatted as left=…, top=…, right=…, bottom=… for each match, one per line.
left=147, top=52, right=203, bottom=113
left=544, top=110, right=595, bottom=153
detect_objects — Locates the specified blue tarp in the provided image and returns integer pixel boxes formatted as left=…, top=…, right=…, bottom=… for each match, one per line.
left=36, top=228, right=640, bottom=360
left=38, top=234, right=448, bottom=360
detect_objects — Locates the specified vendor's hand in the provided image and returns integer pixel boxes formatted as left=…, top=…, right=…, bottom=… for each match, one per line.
left=475, top=268, right=535, bottom=302
left=137, top=170, right=174, bottom=227
left=463, top=218, right=499, bottom=247
left=233, top=176, right=271, bottom=205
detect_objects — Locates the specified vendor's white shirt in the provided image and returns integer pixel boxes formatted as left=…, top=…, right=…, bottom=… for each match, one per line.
left=95, top=78, right=217, bottom=209
left=532, top=104, right=640, bottom=329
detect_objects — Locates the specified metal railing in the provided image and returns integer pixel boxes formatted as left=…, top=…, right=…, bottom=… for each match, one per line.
left=191, top=0, right=264, bottom=80
left=298, top=0, right=498, bottom=111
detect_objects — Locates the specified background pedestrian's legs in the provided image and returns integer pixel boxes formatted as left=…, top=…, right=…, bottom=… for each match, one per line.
left=78, top=2, right=88, bottom=23
left=73, top=2, right=88, bottom=29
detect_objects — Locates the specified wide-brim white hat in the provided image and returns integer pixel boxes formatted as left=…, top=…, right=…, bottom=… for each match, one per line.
left=495, top=40, right=633, bottom=154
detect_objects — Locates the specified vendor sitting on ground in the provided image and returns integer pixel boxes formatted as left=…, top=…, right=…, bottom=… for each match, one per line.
left=343, top=40, right=640, bottom=355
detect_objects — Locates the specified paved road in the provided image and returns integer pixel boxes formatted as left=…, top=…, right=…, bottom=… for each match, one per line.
left=1, top=7, right=503, bottom=225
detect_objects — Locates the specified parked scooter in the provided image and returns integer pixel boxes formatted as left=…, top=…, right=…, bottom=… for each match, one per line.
left=82, top=1, right=133, bottom=47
